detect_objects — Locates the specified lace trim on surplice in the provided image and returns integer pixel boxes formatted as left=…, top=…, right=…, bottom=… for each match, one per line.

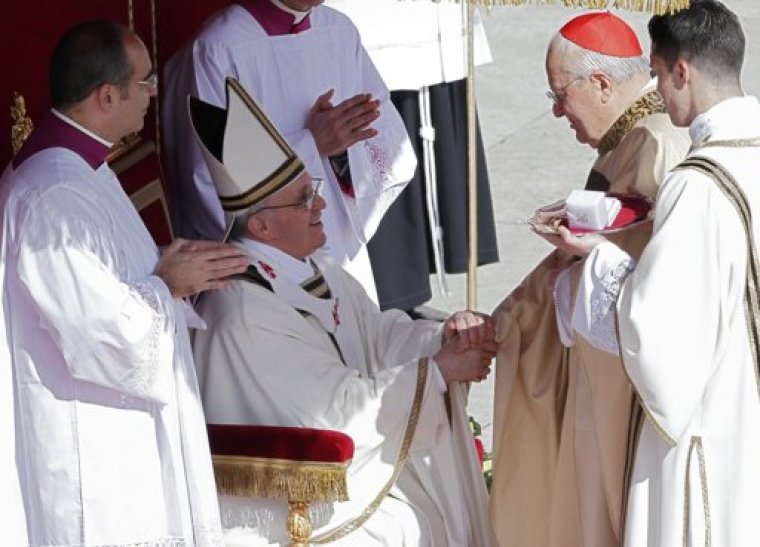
left=118, top=281, right=164, bottom=402
left=588, top=258, right=636, bottom=353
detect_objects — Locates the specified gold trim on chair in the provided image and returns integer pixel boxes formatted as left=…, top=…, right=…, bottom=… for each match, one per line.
left=212, top=453, right=352, bottom=547
left=10, top=93, right=34, bottom=155
left=211, top=454, right=351, bottom=503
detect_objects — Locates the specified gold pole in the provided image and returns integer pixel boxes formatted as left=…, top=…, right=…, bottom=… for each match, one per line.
left=127, top=0, right=134, bottom=30
left=465, top=2, right=478, bottom=310
left=150, top=0, right=160, bottom=157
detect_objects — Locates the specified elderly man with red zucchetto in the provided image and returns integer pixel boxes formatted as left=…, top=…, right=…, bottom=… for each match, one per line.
left=488, top=12, right=690, bottom=547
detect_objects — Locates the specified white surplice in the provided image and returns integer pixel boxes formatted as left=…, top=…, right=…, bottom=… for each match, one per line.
left=162, top=4, right=416, bottom=301
left=192, top=243, right=493, bottom=546
left=566, top=96, right=760, bottom=546
left=0, top=147, right=222, bottom=545
left=324, top=0, right=491, bottom=91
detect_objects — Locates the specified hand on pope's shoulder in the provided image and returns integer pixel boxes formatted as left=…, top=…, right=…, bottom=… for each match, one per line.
left=155, top=239, right=248, bottom=298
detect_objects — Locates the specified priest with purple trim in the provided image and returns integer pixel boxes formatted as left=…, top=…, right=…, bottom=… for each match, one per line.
left=162, top=0, right=417, bottom=305
left=0, top=20, right=248, bottom=546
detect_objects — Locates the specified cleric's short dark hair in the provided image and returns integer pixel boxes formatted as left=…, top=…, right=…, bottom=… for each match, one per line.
left=648, top=0, right=744, bottom=80
left=49, top=20, right=133, bottom=110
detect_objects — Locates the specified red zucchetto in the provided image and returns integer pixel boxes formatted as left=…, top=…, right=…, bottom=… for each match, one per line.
left=560, top=11, right=643, bottom=58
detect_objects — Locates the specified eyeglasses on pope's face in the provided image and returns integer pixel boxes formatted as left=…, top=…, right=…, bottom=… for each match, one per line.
left=252, top=178, right=324, bottom=214
left=546, top=76, right=586, bottom=105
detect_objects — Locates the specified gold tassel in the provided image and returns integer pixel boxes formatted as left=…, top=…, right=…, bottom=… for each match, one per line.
left=404, top=0, right=689, bottom=15
left=212, top=455, right=350, bottom=502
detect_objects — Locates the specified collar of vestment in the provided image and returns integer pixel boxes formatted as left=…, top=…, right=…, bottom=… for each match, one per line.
left=12, top=109, right=113, bottom=170
left=597, top=90, right=666, bottom=156
left=236, top=237, right=315, bottom=284
left=238, top=0, right=312, bottom=36
left=234, top=238, right=338, bottom=330
left=689, top=95, right=760, bottom=147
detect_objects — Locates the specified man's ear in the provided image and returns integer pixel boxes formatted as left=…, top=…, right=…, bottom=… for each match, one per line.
left=94, top=83, right=115, bottom=111
left=673, top=58, right=691, bottom=90
left=246, top=212, right=276, bottom=243
left=591, top=71, right=613, bottom=103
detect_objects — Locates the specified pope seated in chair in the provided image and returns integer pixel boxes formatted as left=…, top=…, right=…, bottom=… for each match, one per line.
left=190, top=77, right=498, bottom=546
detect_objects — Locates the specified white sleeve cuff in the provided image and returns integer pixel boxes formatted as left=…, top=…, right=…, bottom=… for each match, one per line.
left=572, top=242, right=636, bottom=354
left=554, top=267, right=576, bottom=348
left=428, top=357, right=448, bottom=393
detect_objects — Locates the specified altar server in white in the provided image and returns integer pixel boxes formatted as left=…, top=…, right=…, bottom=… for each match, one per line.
left=162, top=0, right=416, bottom=303
left=0, top=21, right=248, bottom=545
left=190, top=77, right=496, bottom=546
left=543, top=2, right=760, bottom=545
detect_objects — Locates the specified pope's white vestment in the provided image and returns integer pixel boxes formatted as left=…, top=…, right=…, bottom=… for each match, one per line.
left=162, top=3, right=416, bottom=302
left=0, top=124, right=223, bottom=545
left=192, top=241, right=493, bottom=546
left=568, top=96, right=760, bottom=546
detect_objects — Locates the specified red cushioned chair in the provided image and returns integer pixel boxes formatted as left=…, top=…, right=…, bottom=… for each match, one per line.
left=208, top=424, right=354, bottom=547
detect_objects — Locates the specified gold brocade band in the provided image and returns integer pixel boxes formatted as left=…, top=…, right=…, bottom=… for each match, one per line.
left=310, top=358, right=430, bottom=544
left=220, top=158, right=304, bottom=211
left=212, top=454, right=350, bottom=503
left=675, top=154, right=760, bottom=401
left=620, top=393, right=645, bottom=540
left=598, top=91, right=667, bottom=156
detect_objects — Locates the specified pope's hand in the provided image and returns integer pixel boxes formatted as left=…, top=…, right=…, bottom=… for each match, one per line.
left=536, top=225, right=607, bottom=257
left=434, top=333, right=495, bottom=384
left=155, top=239, right=249, bottom=298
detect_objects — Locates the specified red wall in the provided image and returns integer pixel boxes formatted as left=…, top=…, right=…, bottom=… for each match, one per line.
left=0, top=0, right=231, bottom=168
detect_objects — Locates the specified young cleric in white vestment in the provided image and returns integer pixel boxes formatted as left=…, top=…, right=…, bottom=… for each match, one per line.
left=189, top=77, right=497, bottom=546
left=542, top=1, right=760, bottom=545
left=0, top=21, right=249, bottom=546
left=162, top=0, right=417, bottom=304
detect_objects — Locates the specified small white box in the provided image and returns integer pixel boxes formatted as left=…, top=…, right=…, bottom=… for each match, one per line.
left=565, top=190, right=622, bottom=231
left=566, top=190, right=608, bottom=230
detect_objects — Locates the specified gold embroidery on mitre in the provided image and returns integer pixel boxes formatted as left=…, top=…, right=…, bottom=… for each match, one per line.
left=219, top=156, right=303, bottom=211
left=598, top=91, right=667, bottom=156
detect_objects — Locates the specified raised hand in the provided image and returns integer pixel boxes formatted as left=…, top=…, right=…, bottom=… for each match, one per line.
left=307, top=89, right=380, bottom=157
left=155, top=239, right=249, bottom=298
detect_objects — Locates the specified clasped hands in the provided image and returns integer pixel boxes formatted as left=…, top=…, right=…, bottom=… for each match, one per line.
left=307, top=89, right=380, bottom=157
left=435, top=311, right=498, bottom=384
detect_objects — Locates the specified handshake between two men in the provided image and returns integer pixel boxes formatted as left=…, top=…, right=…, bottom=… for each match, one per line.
left=436, top=311, right=498, bottom=385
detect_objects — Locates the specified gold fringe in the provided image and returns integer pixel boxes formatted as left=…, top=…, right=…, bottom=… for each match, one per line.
left=406, top=0, right=690, bottom=15
left=212, top=455, right=350, bottom=502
